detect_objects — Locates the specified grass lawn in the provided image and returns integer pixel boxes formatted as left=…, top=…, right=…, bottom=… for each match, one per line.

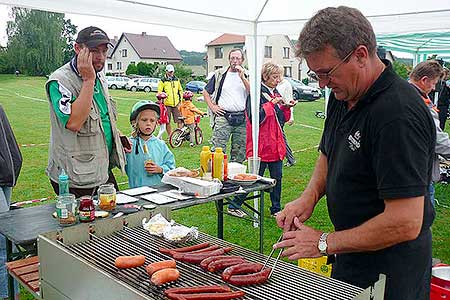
left=0, top=74, right=449, bottom=299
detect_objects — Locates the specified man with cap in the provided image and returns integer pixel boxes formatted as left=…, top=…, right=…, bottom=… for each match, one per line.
left=45, top=26, right=127, bottom=198
left=157, top=64, right=183, bottom=136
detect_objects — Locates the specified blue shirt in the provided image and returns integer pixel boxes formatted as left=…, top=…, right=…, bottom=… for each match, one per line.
left=125, top=136, right=175, bottom=188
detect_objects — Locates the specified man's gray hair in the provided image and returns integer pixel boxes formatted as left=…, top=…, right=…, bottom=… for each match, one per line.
left=296, top=6, right=377, bottom=59
left=410, top=60, right=443, bottom=81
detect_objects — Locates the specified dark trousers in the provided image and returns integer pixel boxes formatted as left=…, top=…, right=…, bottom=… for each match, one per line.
left=438, top=105, right=448, bottom=130
left=50, top=171, right=119, bottom=198
left=231, top=160, right=283, bottom=214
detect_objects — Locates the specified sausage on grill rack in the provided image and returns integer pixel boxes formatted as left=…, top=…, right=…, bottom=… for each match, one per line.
left=199, top=255, right=244, bottom=270
left=114, top=255, right=146, bottom=269
left=159, top=242, right=210, bottom=255
left=166, top=291, right=245, bottom=299
left=207, top=258, right=247, bottom=272
left=224, top=267, right=271, bottom=286
left=164, top=285, right=231, bottom=295
left=173, top=247, right=233, bottom=264
left=150, top=268, right=180, bottom=285
left=145, top=260, right=176, bottom=276
left=221, top=262, right=264, bottom=281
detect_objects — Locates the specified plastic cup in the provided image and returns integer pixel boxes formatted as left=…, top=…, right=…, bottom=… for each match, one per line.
left=247, top=157, right=261, bottom=175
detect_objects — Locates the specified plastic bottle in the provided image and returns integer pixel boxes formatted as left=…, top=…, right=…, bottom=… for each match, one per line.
left=143, top=143, right=153, bottom=170
left=58, top=169, right=69, bottom=195
left=212, top=147, right=224, bottom=180
left=199, top=146, right=212, bottom=178
left=223, top=154, right=228, bottom=181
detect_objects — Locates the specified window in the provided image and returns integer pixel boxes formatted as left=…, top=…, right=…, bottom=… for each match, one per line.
left=264, top=46, right=272, bottom=58
left=117, top=62, right=122, bottom=70
left=215, top=47, right=223, bottom=59
left=107, top=63, right=112, bottom=71
left=283, top=47, right=290, bottom=59
left=122, top=49, right=127, bottom=57
left=284, top=66, right=292, bottom=78
left=215, top=66, right=223, bottom=70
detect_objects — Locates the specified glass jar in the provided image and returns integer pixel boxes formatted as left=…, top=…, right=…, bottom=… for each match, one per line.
left=79, top=196, right=95, bottom=222
left=98, top=183, right=116, bottom=211
left=56, top=193, right=78, bottom=226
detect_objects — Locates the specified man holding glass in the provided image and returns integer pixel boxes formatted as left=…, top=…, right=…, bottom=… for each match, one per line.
left=275, top=6, right=435, bottom=300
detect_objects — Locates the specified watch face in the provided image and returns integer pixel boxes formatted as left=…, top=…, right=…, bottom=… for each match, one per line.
left=318, top=242, right=326, bottom=251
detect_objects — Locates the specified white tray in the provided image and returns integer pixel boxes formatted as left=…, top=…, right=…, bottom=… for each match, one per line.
left=159, top=190, right=192, bottom=200
left=121, top=186, right=158, bottom=196
left=116, top=193, right=139, bottom=204
left=140, top=193, right=177, bottom=205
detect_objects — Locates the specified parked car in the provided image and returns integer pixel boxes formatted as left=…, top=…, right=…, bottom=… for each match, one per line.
left=126, top=77, right=161, bottom=92
left=285, top=77, right=322, bottom=101
left=185, top=81, right=206, bottom=93
left=106, top=76, right=130, bottom=89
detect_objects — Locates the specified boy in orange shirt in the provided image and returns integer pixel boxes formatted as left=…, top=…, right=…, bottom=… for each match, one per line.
left=178, top=91, right=205, bottom=146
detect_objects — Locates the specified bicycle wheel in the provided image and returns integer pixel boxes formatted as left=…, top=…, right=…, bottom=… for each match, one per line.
left=169, top=129, right=184, bottom=148
left=195, top=127, right=203, bottom=145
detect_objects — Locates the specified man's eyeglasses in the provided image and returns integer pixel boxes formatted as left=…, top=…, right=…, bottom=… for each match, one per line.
left=307, top=49, right=355, bottom=83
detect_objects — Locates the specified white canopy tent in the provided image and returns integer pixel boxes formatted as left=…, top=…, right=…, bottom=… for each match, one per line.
left=3, top=0, right=450, bottom=157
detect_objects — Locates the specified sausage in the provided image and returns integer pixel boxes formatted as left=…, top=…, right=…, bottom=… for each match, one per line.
left=145, top=260, right=176, bottom=276
left=173, top=247, right=233, bottom=264
left=200, top=256, right=244, bottom=270
left=114, top=255, right=145, bottom=269
left=167, top=291, right=245, bottom=299
left=159, top=242, right=210, bottom=255
left=189, top=245, right=221, bottom=253
left=164, top=285, right=231, bottom=295
left=221, top=262, right=263, bottom=281
left=207, top=258, right=246, bottom=272
left=225, top=268, right=271, bottom=286
left=150, top=268, right=180, bottom=285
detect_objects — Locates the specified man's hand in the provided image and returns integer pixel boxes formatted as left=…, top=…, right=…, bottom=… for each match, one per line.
left=286, top=119, right=294, bottom=126
left=276, top=196, right=316, bottom=232
left=235, top=65, right=245, bottom=77
left=77, top=48, right=96, bottom=82
left=271, top=96, right=283, bottom=105
left=211, top=103, right=225, bottom=116
left=273, top=217, right=323, bottom=260
left=145, top=161, right=163, bottom=174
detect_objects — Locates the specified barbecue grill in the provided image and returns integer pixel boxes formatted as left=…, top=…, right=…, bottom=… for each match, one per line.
left=36, top=210, right=385, bottom=300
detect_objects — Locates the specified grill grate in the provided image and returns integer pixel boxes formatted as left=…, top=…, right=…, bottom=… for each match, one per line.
left=64, top=226, right=363, bottom=300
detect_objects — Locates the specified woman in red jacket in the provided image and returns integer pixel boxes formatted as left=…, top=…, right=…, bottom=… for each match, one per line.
left=246, top=62, right=294, bottom=216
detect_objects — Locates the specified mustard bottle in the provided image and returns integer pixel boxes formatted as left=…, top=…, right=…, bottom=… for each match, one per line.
left=200, top=146, right=212, bottom=178
left=212, top=147, right=224, bottom=180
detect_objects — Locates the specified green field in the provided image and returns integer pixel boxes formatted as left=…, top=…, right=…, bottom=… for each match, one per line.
left=0, top=74, right=449, bottom=299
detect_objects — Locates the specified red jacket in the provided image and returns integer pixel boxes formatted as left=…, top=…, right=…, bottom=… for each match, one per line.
left=158, top=101, right=169, bottom=124
left=246, top=85, right=290, bottom=162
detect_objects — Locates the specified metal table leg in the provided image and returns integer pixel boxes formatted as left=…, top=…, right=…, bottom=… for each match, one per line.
left=216, top=199, right=224, bottom=239
left=259, top=191, right=264, bottom=253
left=6, top=239, right=14, bottom=300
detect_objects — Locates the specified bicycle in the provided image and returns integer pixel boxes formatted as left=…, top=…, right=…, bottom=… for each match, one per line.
left=169, top=115, right=203, bottom=148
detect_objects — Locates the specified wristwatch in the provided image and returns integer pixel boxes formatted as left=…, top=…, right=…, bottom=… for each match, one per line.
left=318, top=232, right=329, bottom=256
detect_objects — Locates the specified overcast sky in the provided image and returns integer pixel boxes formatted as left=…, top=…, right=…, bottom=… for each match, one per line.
left=0, top=4, right=218, bottom=52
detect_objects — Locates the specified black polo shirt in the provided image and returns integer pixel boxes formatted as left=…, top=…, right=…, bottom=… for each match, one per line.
left=320, top=61, right=435, bottom=299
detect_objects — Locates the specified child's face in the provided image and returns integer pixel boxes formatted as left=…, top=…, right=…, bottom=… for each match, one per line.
left=137, top=110, right=158, bottom=135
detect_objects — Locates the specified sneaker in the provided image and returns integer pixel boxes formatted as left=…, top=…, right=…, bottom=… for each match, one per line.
left=227, top=208, right=246, bottom=218
left=190, top=142, right=194, bottom=147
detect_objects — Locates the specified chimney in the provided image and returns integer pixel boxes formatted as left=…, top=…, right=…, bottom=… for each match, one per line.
left=114, top=36, right=118, bottom=41
left=141, top=32, right=146, bottom=36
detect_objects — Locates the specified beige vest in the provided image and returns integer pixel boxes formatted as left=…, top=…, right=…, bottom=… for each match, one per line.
left=45, top=62, right=125, bottom=188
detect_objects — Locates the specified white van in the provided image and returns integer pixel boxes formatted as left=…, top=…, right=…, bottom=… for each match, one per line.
left=106, top=76, right=130, bottom=89
left=126, top=77, right=161, bottom=92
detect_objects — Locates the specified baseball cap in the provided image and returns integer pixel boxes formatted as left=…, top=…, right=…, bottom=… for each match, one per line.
left=76, top=26, right=112, bottom=48
left=166, top=64, right=175, bottom=72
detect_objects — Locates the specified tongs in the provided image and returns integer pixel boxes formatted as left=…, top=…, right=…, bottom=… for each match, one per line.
left=262, top=234, right=283, bottom=279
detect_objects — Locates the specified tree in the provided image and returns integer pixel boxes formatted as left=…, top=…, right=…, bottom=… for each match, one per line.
left=6, top=8, right=76, bottom=75
left=393, top=61, right=410, bottom=79
left=126, top=63, right=138, bottom=75
left=62, top=18, right=77, bottom=64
